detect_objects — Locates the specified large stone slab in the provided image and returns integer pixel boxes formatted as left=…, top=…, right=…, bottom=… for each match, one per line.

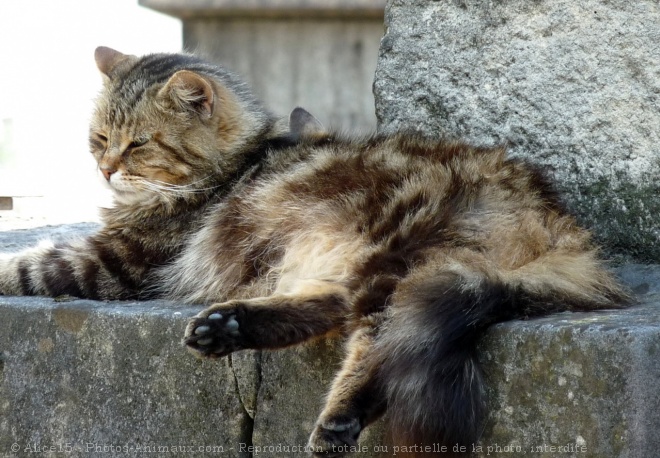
left=480, top=268, right=660, bottom=457
left=374, top=0, right=660, bottom=262
left=1, top=225, right=659, bottom=457
left=0, top=297, right=252, bottom=457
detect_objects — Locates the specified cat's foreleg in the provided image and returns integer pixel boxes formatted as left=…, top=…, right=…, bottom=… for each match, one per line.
left=0, top=240, right=101, bottom=297
left=183, top=283, right=350, bottom=358
left=0, top=242, right=54, bottom=296
left=0, top=237, right=144, bottom=300
left=308, top=320, right=386, bottom=457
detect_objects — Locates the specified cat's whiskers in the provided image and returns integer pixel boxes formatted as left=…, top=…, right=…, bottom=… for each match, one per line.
left=138, top=176, right=220, bottom=197
left=157, top=174, right=214, bottom=189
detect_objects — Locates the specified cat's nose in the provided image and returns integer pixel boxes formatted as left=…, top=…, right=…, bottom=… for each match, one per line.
left=100, top=166, right=117, bottom=181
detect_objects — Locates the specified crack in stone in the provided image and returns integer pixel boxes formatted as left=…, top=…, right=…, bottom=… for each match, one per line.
left=228, top=351, right=262, bottom=458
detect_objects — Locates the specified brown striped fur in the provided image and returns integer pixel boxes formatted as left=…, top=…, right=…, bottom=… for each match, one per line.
left=0, top=48, right=630, bottom=456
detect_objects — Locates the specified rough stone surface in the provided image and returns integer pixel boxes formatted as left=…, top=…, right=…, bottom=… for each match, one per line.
left=374, top=0, right=660, bottom=262
left=479, top=279, right=660, bottom=457
left=251, top=342, right=387, bottom=456
left=1, top=224, right=659, bottom=457
left=0, top=223, right=100, bottom=251
left=0, top=297, right=250, bottom=457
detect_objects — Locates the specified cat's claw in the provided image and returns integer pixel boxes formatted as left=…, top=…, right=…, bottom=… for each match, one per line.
left=184, top=307, right=243, bottom=358
left=309, top=416, right=362, bottom=457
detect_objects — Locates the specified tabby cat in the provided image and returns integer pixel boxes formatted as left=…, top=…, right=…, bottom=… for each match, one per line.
left=0, top=47, right=628, bottom=456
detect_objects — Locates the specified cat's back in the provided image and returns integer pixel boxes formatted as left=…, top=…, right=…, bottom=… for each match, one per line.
left=245, top=132, right=576, bottom=276
left=248, top=133, right=557, bottom=233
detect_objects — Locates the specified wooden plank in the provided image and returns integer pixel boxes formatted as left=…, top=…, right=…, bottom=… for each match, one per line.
left=0, top=196, right=13, bottom=210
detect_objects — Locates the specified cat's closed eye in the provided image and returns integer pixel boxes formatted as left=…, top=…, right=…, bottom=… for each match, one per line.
left=90, top=133, right=108, bottom=153
left=129, top=137, right=149, bottom=149
left=94, top=133, right=108, bottom=144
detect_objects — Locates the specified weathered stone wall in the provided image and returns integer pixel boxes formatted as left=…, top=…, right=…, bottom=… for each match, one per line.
left=374, top=0, right=660, bottom=262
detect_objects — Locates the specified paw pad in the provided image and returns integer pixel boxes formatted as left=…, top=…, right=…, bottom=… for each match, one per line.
left=184, top=308, right=243, bottom=357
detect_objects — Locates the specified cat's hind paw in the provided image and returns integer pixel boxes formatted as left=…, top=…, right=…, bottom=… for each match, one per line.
left=183, top=305, right=243, bottom=358
left=308, top=416, right=362, bottom=457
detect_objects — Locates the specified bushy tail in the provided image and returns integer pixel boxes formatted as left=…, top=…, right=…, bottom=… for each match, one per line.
left=376, top=258, right=628, bottom=457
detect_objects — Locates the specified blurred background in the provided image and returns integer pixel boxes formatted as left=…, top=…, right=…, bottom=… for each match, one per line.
left=0, top=0, right=180, bottom=229
left=0, top=0, right=181, bottom=230
left=0, top=0, right=385, bottom=230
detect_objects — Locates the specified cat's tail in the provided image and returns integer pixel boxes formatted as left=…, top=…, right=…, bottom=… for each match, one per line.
left=375, top=253, right=628, bottom=457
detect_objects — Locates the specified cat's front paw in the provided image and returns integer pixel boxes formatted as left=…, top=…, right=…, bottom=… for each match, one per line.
left=184, top=304, right=244, bottom=358
left=309, top=416, right=362, bottom=457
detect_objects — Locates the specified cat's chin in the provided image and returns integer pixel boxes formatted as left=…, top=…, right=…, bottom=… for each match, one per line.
left=104, top=176, right=163, bottom=207
left=112, top=189, right=162, bottom=207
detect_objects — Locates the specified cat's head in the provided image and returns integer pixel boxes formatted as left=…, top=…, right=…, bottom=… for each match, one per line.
left=90, top=47, right=277, bottom=207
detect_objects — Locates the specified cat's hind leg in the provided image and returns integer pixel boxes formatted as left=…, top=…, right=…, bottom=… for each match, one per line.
left=308, top=319, right=386, bottom=457
left=184, top=282, right=349, bottom=358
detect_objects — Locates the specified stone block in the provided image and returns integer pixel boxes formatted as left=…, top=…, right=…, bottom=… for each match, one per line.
left=139, top=0, right=386, bottom=19
left=0, top=297, right=251, bottom=457
left=1, top=224, right=659, bottom=457
left=374, top=0, right=660, bottom=262
left=479, top=270, right=660, bottom=457
left=141, top=0, right=385, bottom=133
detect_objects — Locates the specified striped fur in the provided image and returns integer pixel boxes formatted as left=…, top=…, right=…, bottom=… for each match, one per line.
left=0, top=48, right=630, bottom=457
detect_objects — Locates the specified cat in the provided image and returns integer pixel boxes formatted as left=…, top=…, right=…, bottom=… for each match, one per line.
left=0, top=47, right=629, bottom=457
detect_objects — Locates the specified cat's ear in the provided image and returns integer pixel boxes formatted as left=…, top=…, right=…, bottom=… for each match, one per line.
left=95, top=46, right=136, bottom=79
left=158, top=70, right=215, bottom=118
left=289, top=107, right=326, bottom=139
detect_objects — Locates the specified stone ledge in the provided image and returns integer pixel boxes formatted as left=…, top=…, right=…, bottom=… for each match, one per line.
left=1, top=225, right=659, bottom=457
left=479, top=290, right=660, bottom=457
left=139, top=0, right=386, bottom=19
